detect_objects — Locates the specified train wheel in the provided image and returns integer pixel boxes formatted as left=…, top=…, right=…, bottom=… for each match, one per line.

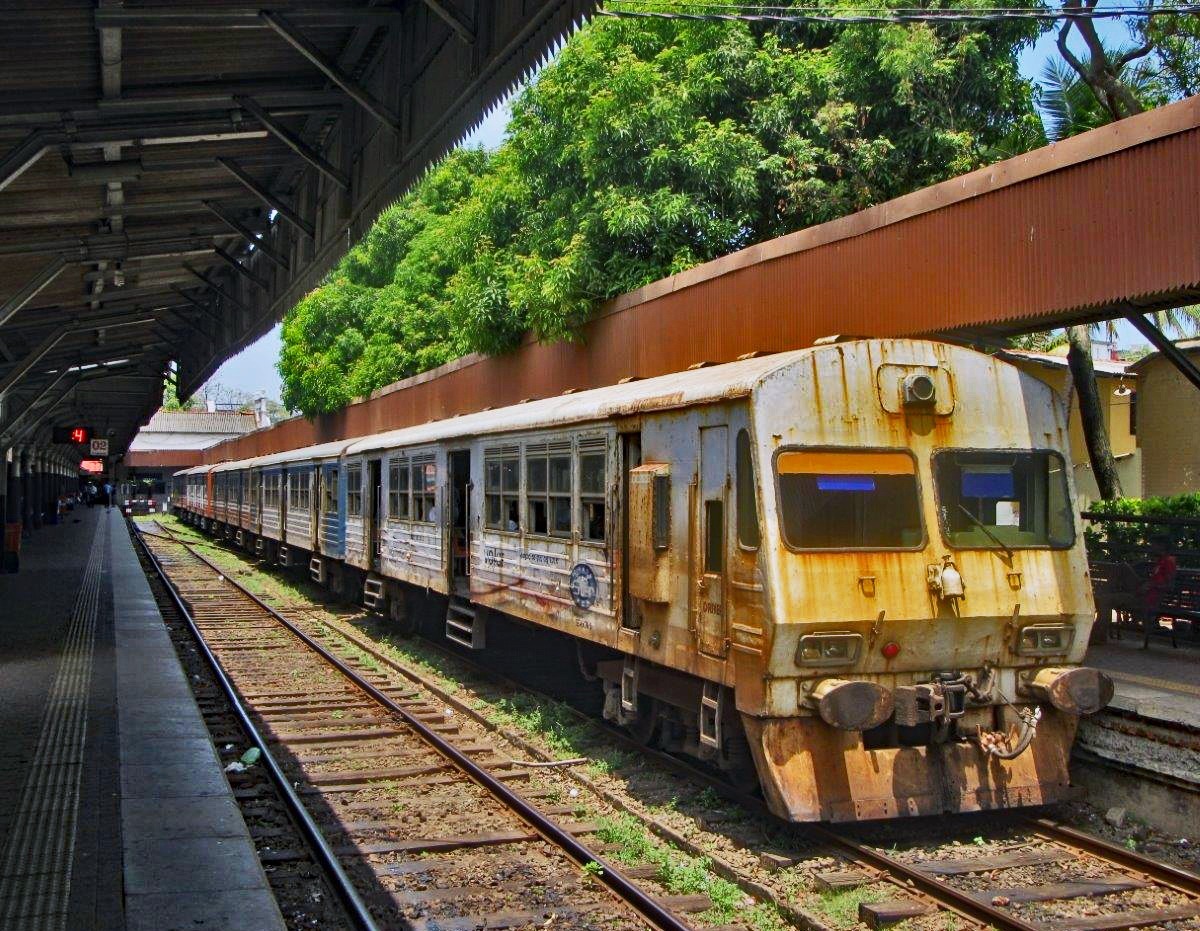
left=626, top=696, right=662, bottom=747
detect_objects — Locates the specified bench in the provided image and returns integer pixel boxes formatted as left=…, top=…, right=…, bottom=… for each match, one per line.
left=1090, top=560, right=1199, bottom=647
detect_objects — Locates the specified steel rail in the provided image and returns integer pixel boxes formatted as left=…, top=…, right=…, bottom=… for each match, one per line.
left=129, top=521, right=383, bottom=931
left=1027, top=818, right=1200, bottom=896
left=147, top=522, right=695, bottom=931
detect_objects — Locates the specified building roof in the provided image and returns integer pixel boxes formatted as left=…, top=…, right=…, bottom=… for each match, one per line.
left=995, top=348, right=1132, bottom=377
left=140, top=410, right=259, bottom=435
left=1128, top=338, right=1200, bottom=373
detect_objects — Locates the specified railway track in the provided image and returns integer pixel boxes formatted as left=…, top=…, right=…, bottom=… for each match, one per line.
left=137, top=518, right=1200, bottom=931
left=134, top=521, right=710, bottom=931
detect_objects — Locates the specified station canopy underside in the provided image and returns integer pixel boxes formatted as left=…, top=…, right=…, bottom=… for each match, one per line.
left=0, top=0, right=597, bottom=457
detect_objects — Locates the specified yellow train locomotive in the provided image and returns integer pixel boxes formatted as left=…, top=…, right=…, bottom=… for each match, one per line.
left=174, top=338, right=1112, bottom=821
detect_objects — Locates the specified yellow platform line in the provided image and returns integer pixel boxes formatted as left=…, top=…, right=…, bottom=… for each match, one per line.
left=1106, top=669, right=1200, bottom=698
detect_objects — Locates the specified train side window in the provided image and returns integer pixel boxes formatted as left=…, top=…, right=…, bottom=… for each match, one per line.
left=736, top=429, right=760, bottom=549
left=485, top=446, right=520, bottom=531
left=704, top=500, right=725, bottom=572
left=526, top=441, right=572, bottom=537
left=411, top=456, right=437, bottom=522
left=580, top=444, right=606, bottom=543
left=387, top=457, right=409, bottom=519
left=323, top=468, right=339, bottom=512
left=346, top=465, right=363, bottom=517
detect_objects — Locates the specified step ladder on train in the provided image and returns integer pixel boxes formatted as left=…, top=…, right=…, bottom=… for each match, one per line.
left=362, top=575, right=386, bottom=612
left=445, top=595, right=485, bottom=649
left=278, top=545, right=292, bottom=567
left=310, top=556, right=326, bottom=585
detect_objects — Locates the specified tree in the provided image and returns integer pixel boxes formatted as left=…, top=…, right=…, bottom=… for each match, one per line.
left=279, top=3, right=1045, bottom=416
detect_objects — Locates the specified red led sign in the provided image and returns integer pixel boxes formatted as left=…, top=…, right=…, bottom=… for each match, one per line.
left=80, top=459, right=105, bottom=474
left=53, top=425, right=92, bottom=445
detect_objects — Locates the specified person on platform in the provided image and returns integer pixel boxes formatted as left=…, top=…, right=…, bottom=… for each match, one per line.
left=103, top=481, right=113, bottom=510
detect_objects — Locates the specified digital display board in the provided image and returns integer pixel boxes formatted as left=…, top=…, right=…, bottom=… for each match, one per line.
left=52, top=426, right=92, bottom=445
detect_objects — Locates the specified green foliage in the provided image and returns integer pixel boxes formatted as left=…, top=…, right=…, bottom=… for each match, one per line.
left=161, top=376, right=195, bottom=411
left=1084, top=493, right=1200, bottom=568
left=280, top=4, right=1044, bottom=416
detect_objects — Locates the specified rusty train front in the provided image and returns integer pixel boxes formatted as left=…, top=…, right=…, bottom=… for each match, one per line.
left=703, top=339, right=1110, bottom=821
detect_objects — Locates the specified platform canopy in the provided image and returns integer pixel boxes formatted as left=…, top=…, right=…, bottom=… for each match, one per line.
left=0, top=0, right=596, bottom=457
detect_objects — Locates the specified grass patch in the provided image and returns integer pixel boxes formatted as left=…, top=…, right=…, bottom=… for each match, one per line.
left=596, top=815, right=784, bottom=931
left=816, top=884, right=889, bottom=929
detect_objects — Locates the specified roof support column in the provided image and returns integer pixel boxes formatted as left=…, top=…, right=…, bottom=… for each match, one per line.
left=1123, top=308, right=1200, bottom=394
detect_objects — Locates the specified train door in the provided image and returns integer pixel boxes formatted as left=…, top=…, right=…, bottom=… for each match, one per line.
left=367, top=458, right=383, bottom=571
left=448, top=450, right=471, bottom=594
left=620, top=432, right=642, bottom=630
left=311, top=467, right=321, bottom=547
left=696, top=425, right=729, bottom=658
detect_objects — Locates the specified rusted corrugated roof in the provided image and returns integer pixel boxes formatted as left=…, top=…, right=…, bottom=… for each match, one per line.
left=203, top=95, right=1200, bottom=464
left=140, top=410, right=259, bottom=434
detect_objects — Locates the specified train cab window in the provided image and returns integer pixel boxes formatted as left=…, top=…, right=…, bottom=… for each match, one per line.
left=387, top=458, right=409, bottom=519
left=411, top=456, right=437, bottom=522
left=526, top=442, right=572, bottom=537
left=580, top=445, right=606, bottom=543
left=934, top=449, right=1073, bottom=549
left=736, top=429, right=760, bottom=549
left=776, top=449, right=923, bottom=550
left=485, top=447, right=520, bottom=531
left=323, top=468, right=339, bottom=512
left=346, top=465, right=363, bottom=517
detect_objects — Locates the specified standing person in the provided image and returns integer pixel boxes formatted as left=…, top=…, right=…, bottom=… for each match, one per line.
left=86, top=481, right=97, bottom=508
left=103, top=480, right=113, bottom=510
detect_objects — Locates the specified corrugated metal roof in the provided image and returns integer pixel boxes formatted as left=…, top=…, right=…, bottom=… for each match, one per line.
left=141, top=410, right=259, bottom=434
left=996, top=348, right=1131, bottom=376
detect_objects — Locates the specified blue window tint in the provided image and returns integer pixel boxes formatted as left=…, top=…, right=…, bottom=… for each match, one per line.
left=817, top=476, right=876, bottom=493
left=961, top=469, right=1014, bottom=499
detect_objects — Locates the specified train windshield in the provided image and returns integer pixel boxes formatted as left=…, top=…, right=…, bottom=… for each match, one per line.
left=775, top=450, right=924, bottom=550
left=934, top=450, right=1074, bottom=549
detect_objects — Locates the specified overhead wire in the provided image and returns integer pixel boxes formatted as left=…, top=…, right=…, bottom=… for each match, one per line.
left=600, top=1, right=1200, bottom=24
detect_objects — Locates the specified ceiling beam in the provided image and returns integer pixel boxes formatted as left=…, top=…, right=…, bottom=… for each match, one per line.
left=216, top=157, right=315, bottom=239
left=0, top=130, right=51, bottom=193
left=0, top=255, right=70, bottom=329
left=201, top=200, right=291, bottom=271
left=182, top=263, right=253, bottom=315
left=235, top=95, right=350, bottom=189
left=260, top=11, right=403, bottom=135
left=213, top=245, right=271, bottom=290
left=93, top=7, right=405, bottom=29
left=421, top=1, right=475, bottom=44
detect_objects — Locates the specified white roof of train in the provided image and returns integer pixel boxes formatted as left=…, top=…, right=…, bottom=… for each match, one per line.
left=344, top=349, right=799, bottom=456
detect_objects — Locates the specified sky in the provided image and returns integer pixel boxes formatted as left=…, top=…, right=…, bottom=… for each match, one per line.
left=202, top=14, right=1143, bottom=404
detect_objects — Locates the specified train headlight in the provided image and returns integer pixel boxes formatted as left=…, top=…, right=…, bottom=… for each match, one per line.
left=797, top=632, right=862, bottom=666
left=1016, top=623, right=1074, bottom=655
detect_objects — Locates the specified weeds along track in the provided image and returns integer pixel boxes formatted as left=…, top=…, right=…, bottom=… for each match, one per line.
left=139, top=519, right=1200, bottom=931
left=135, top=521, right=708, bottom=931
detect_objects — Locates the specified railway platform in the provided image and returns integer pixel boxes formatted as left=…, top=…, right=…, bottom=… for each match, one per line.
left=1085, top=638, right=1200, bottom=729
left=0, top=506, right=284, bottom=931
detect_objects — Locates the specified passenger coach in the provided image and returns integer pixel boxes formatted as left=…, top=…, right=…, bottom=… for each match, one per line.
left=176, top=338, right=1113, bottom=822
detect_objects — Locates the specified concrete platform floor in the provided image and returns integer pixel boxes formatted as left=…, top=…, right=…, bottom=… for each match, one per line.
left=1085, top=638, right=1200, bottom=729
left=0, top=507, right=284, bottom=931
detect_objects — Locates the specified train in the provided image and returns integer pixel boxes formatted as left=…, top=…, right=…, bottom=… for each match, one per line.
left=171, top=338, right=1114, bottom=822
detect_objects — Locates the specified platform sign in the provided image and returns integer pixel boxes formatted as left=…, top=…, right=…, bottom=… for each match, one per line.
left=80, top=459, right=104, bottom=474
left=89, top=437, right=109, bottom=457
